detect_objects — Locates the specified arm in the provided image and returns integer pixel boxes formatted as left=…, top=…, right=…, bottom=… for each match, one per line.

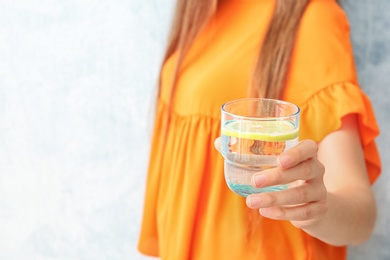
left=245, top=114, right=376, bottom=246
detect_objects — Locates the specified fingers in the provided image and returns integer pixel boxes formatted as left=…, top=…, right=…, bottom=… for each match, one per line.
left=277, top=139, right=318, bottom=169
left=247, top=182, right=328, bottom=222
left=252, top=156, right=325, bottom=188
left=258, top=201, right=328, bottom=222
left=246, top=181, right=326, bottom=208
left=246, top=139, right=328, bottom=222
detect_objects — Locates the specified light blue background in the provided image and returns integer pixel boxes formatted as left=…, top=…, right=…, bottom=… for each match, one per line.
left=0, top=1, right=388, bottom=259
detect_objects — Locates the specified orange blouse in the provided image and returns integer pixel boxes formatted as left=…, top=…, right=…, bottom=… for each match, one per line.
left=138, top=0, right=381, bottom=259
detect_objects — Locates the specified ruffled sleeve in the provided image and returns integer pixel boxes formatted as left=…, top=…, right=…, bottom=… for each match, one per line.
left=299, top=82, right=381, bottom=184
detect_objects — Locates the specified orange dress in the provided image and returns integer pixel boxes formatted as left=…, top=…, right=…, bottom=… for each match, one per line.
left=138, top=0, right=381, bottom=259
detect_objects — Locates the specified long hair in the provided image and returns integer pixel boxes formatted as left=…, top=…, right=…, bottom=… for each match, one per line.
left=159, top=0, right=310, bottom=101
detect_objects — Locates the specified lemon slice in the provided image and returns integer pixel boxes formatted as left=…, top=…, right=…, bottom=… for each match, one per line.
left=222, top=120, right=298, bottom=141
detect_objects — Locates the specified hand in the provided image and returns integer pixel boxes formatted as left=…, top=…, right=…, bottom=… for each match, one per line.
left=217, top=114, right=376, bottom=245
left=244, top=140, right=328, bottom=228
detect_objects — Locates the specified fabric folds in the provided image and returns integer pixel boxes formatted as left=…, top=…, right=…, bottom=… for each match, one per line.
left=299, top=82, right=380, bottom=183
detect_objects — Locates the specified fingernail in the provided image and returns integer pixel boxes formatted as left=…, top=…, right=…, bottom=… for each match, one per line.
left=278, top=155, right=292, bottom=168
left=260, top=208, right=272, bottom=217
left=252, top=174, right=266, bottom=187
left=246, top=196, right=261, bottom=208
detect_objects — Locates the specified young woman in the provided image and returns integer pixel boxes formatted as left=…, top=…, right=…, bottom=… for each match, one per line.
left=138, top=0, right=381, bottom=259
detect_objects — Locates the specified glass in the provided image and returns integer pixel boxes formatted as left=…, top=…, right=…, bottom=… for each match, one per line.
left=221, top=98, right=300, bottom=197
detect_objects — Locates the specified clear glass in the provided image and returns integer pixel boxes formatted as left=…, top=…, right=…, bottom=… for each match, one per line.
left=221, top=98, right=300, bottom=197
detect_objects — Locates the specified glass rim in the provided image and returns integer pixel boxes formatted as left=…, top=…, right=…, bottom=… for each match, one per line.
left=221, top=98, right=300, bottom=121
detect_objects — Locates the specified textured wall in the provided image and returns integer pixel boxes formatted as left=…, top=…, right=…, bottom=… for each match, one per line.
left=0, top=1, right=388, bottom=260
left=0, top=0, right=173, bottom=259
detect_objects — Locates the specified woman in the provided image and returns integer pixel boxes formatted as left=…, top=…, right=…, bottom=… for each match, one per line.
left=138, top=0, right=381, bottom=259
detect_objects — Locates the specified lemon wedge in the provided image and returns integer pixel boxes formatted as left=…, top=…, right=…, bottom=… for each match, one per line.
left=222, top=120, right=298, bottom=141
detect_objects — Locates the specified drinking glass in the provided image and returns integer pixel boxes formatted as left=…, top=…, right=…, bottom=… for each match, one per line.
left=221, top=98, right=300, bottom=197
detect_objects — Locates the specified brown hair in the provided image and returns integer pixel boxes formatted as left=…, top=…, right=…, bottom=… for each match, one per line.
left=159, top=0, right=310, bottom=101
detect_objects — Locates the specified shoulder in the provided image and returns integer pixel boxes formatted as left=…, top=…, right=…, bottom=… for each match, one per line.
left=300, top=0, right=350, bottom=40
left=294, top=0, right=353, bottom=61
left=304, top=0, right=348, bottom=23
left=284, top=0, right=358, bottom=109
